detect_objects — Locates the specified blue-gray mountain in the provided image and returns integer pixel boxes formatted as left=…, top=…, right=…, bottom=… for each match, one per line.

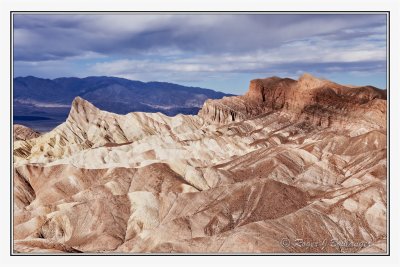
left=13, top=76, right=233, bottom=132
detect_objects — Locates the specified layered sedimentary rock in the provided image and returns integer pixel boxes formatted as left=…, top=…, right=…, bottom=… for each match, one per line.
left=199, top=74, right=386, bottom=129
left=13, top=74, right=387, bottom=253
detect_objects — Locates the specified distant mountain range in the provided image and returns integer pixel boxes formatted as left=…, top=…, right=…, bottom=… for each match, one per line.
left=13, top=76, right=233, bottom=131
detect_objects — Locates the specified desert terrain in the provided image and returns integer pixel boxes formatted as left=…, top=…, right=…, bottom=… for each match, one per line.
left=13, top=74, right=387, bottom=253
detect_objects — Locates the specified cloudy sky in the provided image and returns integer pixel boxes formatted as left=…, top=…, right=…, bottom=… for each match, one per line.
left=13, top=13, right=387, bottom=94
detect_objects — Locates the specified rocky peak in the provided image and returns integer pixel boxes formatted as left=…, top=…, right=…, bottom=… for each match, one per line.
left=64, top=97, right=105, bottom=139
left=297, top=73, right=329, bottom=89
left=70, top=96, right=98, bottom=113
left=68, top=97, right=100, bottom=123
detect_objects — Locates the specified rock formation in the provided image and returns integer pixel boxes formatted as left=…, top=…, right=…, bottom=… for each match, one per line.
left=13, top=124, right=41, bottom=141
left=199, top=74, right=386, bottom=129
left=13, top=74, right=387, bottom=253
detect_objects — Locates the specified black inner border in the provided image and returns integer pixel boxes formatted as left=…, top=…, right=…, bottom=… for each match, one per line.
left=9, top=11, right=391, bottom=257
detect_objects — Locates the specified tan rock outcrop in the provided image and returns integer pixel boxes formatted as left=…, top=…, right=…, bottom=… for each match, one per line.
left=13, top=124, right=41, bottom=141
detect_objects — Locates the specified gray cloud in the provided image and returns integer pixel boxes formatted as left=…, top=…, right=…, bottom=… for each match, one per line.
left=13, top=13, right=387, bottom=92
left=14, top=14, right=386, bottom=61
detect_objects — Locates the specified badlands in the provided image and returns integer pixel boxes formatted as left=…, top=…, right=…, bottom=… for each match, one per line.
left=13, top=74, right=387, bottom=253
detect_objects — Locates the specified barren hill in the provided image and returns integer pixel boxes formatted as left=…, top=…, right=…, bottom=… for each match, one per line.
left=13, top=124, right=41, bottom=141
left=13, top=74, right=387, bottom=253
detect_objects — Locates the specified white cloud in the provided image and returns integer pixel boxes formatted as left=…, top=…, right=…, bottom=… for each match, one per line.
left=90, top=33, right=385, bottom=79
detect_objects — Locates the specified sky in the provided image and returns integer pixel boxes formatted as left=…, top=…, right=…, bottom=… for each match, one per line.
left=13, top=13, right=387, bottom=94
